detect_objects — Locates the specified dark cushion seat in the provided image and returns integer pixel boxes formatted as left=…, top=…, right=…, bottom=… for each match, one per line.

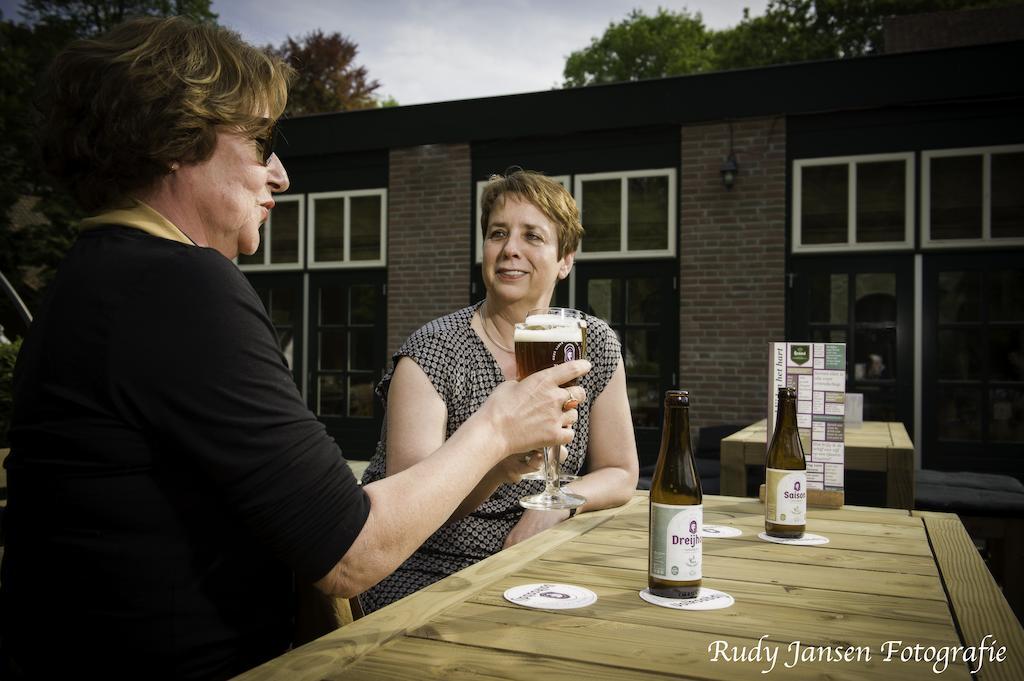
left=636, top=458, right=720, bottom=494
left=636, top=424, right=740, bottom=494
left=697, top=459, right=720, bottom=495
left=915, top=469, right=1024, bottom=517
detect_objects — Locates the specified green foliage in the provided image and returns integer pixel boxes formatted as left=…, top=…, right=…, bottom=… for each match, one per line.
left=563, top=0, right=1019, bottom=86
left=19, top=0, right=216, bottom=37
left=0, top=0, right=216, bottom=334
left=713, top=0, right=1014, bottom=70
left=1, top=0, right=385, bottom=334
left=0, top=338, right=21, bottom=448
left=267, top=30, right=382, bottom=116
left=563, top=8, right=714, bottom=87
left=375, top=94, right=400, bottom=108
left=0, top=16, right=82, bottom=334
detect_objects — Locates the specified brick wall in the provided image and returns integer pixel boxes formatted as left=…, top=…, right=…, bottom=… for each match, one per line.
left=387, top=144, right=472, bottom=356
left=679, top=118, right=787, bottom=431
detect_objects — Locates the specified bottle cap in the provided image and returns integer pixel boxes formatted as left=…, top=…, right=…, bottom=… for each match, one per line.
left=664, top=390, right=689, bottom=406
left=777, top=386, right=796, bottom=399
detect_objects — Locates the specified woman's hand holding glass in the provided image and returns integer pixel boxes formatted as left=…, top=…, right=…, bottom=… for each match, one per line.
left=477, top=360, right=589, bottom=461
left=515, top=307, right=588, bottom=511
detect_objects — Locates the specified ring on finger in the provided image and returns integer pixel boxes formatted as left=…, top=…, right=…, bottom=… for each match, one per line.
left=562, top=387, right=579, bottom=411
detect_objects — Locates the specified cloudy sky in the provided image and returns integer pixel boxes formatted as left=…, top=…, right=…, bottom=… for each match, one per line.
left=2, top=0, right=769, bottom=105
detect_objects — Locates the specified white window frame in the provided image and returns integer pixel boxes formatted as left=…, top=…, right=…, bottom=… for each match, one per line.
left=792, top=153, right=915, bottom=254
left=237, top=194, right=305, bottom=271
left=474, top=176, right=570, bottom=264
left=573, top=168, right=677, bottom=260
left=921, top=143, right=1024, bottom=249
left=307, top=189, right=388, bottom=269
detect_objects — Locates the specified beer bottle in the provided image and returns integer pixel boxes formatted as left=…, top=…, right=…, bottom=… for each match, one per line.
left=648, top=390, right=703, bottom=598
left=765, top=387, right=807, bottom=538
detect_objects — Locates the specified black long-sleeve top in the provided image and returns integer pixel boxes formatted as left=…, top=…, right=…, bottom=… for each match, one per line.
left=1, top=226, right=369, bottom=680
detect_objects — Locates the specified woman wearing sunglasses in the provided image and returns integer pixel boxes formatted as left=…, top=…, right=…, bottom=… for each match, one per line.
left=0, top=17, right=589, bottom=681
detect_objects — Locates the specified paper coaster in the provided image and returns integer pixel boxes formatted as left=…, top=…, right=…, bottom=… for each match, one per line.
left=639, top=587, right=734, bottom=611
left=758, top=531, right=830, bottom=545
left=701, top=524, right=743, bottom=538
left=503, top=583, right=597, bottom=610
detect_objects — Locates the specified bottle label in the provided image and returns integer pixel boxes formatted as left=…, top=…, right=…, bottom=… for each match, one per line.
left=649, top=503, right=702, bottom=581
left=766, top=468, right=807, bottom=525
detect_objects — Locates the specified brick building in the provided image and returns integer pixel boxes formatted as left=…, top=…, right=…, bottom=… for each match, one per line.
left=243, top=39, right=1024, bottom=493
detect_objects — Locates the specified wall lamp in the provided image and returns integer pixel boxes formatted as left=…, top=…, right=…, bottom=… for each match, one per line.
left=720, top=153, right=739, bottom=191
left=720, top=120, right=738, bottom=190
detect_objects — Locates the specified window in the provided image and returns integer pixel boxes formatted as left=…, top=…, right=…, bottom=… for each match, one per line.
left=574, top=169, right=676, bottom=259
left=934, top=267, right=1024, bottom=443
left=474, top=176, right=569, bottom=264
left=803, top=272, right=901, bottom=421
left=588, top=276, right=665, bottom=425
left=306, top=271, right=388, bottom=458
left=923, top=254, right=1024, bottom=478
left=793, top=154, right=914, bottom=253
left=788, top=256, right=914, bottom=433
left=313, top=283, right=380, bottom=418
left=237, top=195, right=304, bottom=270
left=308, top=189, right=387, bottom=268
left=922, top=144, right=1024, bottom=247
left=248, top=275, right=303, bottom=387
left=574, top=261, right=678, bottom=466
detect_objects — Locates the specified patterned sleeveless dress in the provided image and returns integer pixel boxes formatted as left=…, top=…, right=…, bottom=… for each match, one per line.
left=359, top=301, right=620, bottom=613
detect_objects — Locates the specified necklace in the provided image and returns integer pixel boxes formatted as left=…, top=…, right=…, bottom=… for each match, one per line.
left=480, top=304, right=515, bottom=354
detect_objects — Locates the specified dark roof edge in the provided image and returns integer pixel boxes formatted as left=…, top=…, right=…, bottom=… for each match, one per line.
left=278, top=40, right=1024, bottom=158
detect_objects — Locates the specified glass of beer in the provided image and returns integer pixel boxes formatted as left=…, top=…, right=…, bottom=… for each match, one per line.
left=515, top=307, right=587, bottom=511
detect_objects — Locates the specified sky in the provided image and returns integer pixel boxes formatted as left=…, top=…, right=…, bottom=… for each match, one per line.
left=1, top=0, right=770, bottom=106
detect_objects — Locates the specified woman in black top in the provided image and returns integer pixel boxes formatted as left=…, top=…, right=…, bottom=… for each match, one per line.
left=0, top=17, right=588, bottom=680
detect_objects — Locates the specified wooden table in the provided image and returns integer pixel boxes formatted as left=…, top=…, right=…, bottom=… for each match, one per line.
left=720, top=420, right=915, bottom=509
left=236, top=493, right=1022, bottom=681
left=347, top=459, right=370, bottom=482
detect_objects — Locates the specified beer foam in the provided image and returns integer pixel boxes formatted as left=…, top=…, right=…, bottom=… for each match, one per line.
left=514, top=322, right=583, bottom=343
left=525, top=313, right=587, bottom=328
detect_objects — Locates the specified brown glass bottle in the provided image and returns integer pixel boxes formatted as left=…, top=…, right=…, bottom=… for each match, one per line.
left=764, top=387, right=807, bottom=538
left=648, top=390, right=703, bottom=598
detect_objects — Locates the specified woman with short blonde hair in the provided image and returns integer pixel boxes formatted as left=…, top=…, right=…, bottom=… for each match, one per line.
left=359, top=169, right=638, bottom=613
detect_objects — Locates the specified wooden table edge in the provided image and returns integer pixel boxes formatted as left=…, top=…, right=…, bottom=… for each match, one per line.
left=232, top=495, right=647, bottom=680
left=913, top=511, right=1024, bottom=681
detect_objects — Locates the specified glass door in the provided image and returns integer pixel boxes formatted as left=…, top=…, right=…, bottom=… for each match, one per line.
left=307, top=271, right=387, bottom=459
left=574, top=261, right=677, bottom=467
left=922, top=252, right=1024, bottom=478
left=246, top=273, right=304, bottom=389
left=789, top=255, right=914, bottom=431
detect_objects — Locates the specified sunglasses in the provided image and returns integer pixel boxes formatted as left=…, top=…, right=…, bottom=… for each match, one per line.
left=254, top=121, right=279, bottom=165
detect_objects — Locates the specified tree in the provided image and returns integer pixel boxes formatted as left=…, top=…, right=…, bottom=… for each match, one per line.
left=18, top=0, right=216, bottom=37
left=712, top=0, right=1013, bottom=70
left=0, top=337, right=22, bottom=446
left=269, top=30, right=381, bottom=116
left=0, top=0, right=216, bottom=339
left=563, top=1, right=1018, bottom=86
left=1, top=17, right=79, bottom=338
left=563, top=8, right=714, bottom=87
left=375, top=94, right=400, bottom=108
